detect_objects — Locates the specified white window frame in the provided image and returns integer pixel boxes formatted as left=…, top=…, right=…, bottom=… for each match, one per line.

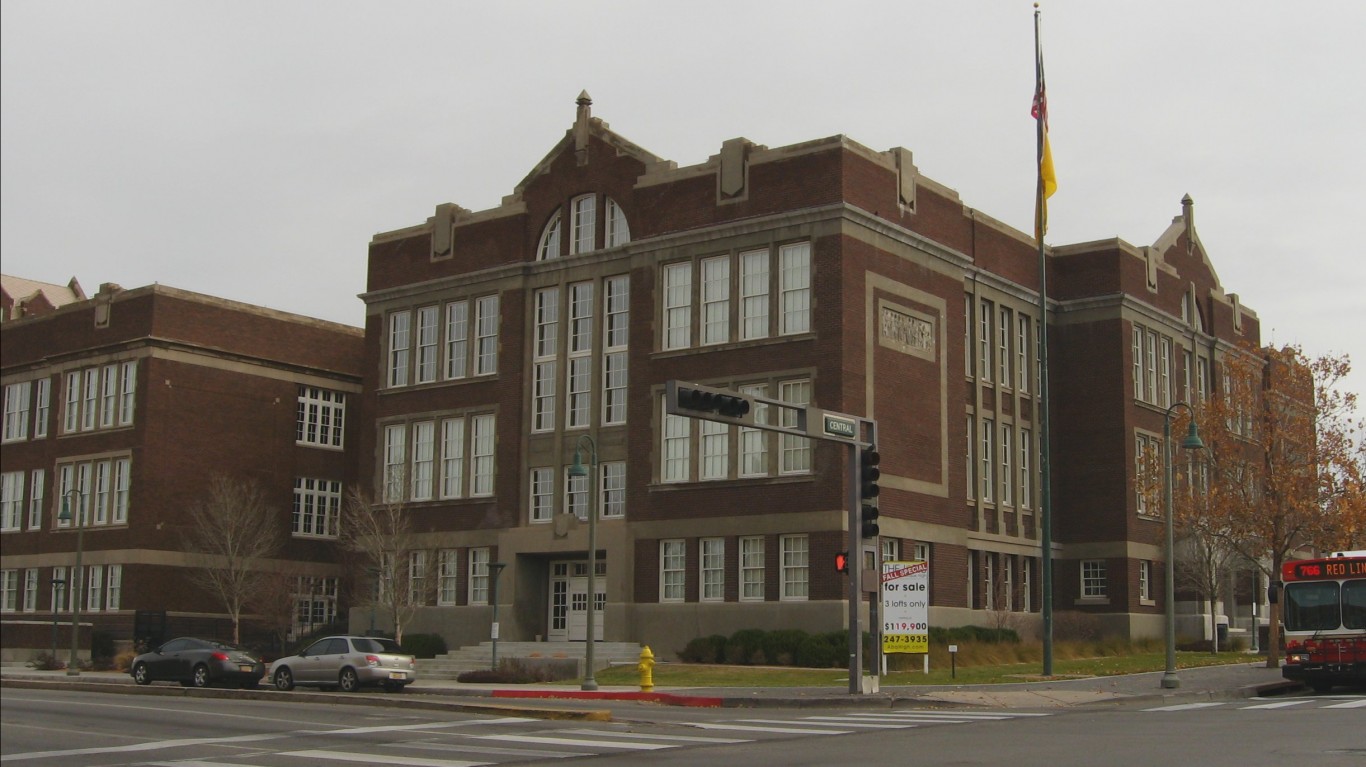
left=3, top=381, right=30, bottom=443
left=440, top=417, right=465, bottom=499
left=738, top=384, right=768, bottom=477
left=602, top=275, right=629, bottom=425
left=1000, top=425, right=1012, bottom=506
left=409, top=550, right=428, bottom=605
left=28, top=469, right=45, bottom=530
left=998, top=307, right=1012, bottom=388
left=0, top=472, right=22, bottom=531
left=606, top=197, right=630, bottom=247
left=565, top=469, right=588, bottom=521
left=570, top=194, right=596, bottom=255
left=1020, top=429, right=1032, bottom=510
left=966, top=415, right=976, bottom=500
left=779, top=534, right=809, bottom=601
left=701, top=255, right=730, bottom=345
left=699, top=420, right=729, bottom=481
left=981, top=418, right=995, bottom=503
left=740, top=249, right=770, bottom=340
left=979, top=299, right=993, bottom=383
left=383, top=423, right=406, bottom=502
left=469, top=546, right=491, bottom=601
left=415, top=305, right=439, bottom=384
left=470, top=414, right=495, bottom=497
left=700, top=537, right=725, bottom=602
left=474, top=294, right=499, bottom=376
left=663, top=262, right=692, bottom=350
left=297, top=386, right=346, bottom=449
left=293, top=477, right=341, bottom=538
left=1017, top=315, right=1031, bottom=393
left=1082, top=559, right=1107, bottom=598
left=410, top=420, right=435, bottom=501
left=445, top=299, right=469, bottom=380
left=105, top=564, right=122, bottom=611
left=1140, top=560, right=1152, bottom=602
left=601, top=461, right=625, bottom=519
left=537, top=211, right=562, bottom=260
left=438, top=550, right=459, bottom=606
left=662, top=409, right=691, bottom=483
left=778, top=243, right=810, bottom=335
left=660, top=539, right=685, bottom=602
left=530, top=467, right=555, bottom=523
left=23, top=568, right=39, bottom=612
left=740, top=535, right=765, bottom=601
left=387, top=311, right=411, bottom=388
left=0, top=570, right=17, bottom=612
left=778, top=379, right=811, bottom=475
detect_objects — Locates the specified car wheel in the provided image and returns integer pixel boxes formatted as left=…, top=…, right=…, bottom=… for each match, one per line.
left=132, top=663, right=151, bottom=686
left=338, top=667, right=360, bottom=693
left=273, top=667, right=295, bottom=691
left=192, top=664, right=211, bottom=688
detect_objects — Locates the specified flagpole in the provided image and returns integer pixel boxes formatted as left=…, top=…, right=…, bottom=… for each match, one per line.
left=1034, top=2, right=1055, bottom=678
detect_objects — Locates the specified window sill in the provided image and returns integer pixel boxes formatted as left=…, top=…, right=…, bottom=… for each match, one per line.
left=1075, top=597, right=1110, bottom=606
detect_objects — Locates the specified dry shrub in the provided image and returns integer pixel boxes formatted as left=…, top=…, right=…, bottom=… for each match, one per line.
left=114, top=649, right=138, bottom=672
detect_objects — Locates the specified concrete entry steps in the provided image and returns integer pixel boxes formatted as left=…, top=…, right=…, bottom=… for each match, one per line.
left=421, top=641, right=644, bottom=680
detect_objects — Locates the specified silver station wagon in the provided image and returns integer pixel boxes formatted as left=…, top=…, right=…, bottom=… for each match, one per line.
left=270, top=635, right=416, bottom=693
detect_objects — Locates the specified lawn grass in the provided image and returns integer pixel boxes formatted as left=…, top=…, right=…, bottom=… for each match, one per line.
left=586, top=650, right=1254, bottom=688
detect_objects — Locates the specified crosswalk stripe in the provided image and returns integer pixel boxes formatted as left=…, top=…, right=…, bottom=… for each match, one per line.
left=1145, top=702, right=1226, bottom=712
left=1323, top=699, right=1366, bottom=709
left=558, top=728, right=750, bottom=743
left=797, top=716, right=917, bottom=729
left=466, top=733, right=676, bottom=750
left=279, top=751, right=489, bottom=767
left=1241, top=700, right=1312, bottom=709
left=691, top=722, right=854, bottom=735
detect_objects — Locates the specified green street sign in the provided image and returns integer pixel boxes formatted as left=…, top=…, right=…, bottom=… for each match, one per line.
left=823, top=414, right=856, bottom=439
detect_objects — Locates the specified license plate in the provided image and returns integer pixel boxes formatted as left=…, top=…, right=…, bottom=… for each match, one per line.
left=388, top=672, right=407, bottom=680
left=239, top=665, right=254, bottom=673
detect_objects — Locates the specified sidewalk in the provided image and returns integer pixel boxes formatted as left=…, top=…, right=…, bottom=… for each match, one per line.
left=0, top=661, right=1297, bottom=713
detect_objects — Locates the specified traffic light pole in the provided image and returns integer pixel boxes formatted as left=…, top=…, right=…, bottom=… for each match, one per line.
left=666, top=380, right=877, bottom=694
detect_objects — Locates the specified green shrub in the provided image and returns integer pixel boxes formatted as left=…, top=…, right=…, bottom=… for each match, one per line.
left=762, top=629, right=809, bottom=666
left=795, top=634, right=842, bottom=668
left=725, top=629, right=767, bottom=665
left=400, top=633, right=447, bottom=659
left=678, top=634, right=727, bottom=663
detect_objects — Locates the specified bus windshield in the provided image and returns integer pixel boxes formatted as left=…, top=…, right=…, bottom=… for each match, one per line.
left=1345, top=580, right=1366, bottom=630
left=1283, top=582, right=1341, bottom=632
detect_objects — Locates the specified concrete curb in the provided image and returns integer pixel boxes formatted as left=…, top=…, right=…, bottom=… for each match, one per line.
left=0, top=678, right=611, bottom=721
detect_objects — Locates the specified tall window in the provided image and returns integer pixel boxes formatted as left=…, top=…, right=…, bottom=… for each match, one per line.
left=565, top=468, right=588, bottom=521
left=55, top=458, right=130, bottom=528
left=470, top=414, right=495, bottom=496
left=440, top=417, right=465, bottom=499
left=1082, top=560, right=1107, bottom=598
left=438, top=550, right=459, bottom=605
left=3, top=381, right=31, bottom=442
left=566, top=282, right=594, bottom=429
left=1158, top=338, right=1172, bottom=408
left=701, top=256, right=730, bottom=345
left=999, top=425, right=1013, bottom=506
left=86, top=565, right=103, bottom=612
left=23, top=568, right=39, bottom=612
left=778, top=243, right=811, bottom=334
left=660, top=539, right=685, bottom=602
left=602, top=277, right=630, bottom=427
left=387, top=311, right=410, bottom=388
left=740, top=536, right=765, bottom=601
left=981, top=418, right=995, bottom=503
left=966, top=415, right=976, bottom=499
left=293, top=477, right=341, bottom=537
left=296, top=387, right=346, bottom=448
left=1135, top=432, right=1162, bottom=515
left=105, top=565, right=122, bottom=611
left=1017, top=315, right=1031, bottom=393
left=474, top=295, right=500, bottom=376
left=662, top=410, right=690, bottom=483
left=533, top=288, right=558, bottom=432
left=1140, top=560, right=1152, bottom=601
left=468, top=548, right=490, bottom=604
left=1020, top=429, right=1033, bottom=510
left=780, top=534, right=809, bottom=600
left=700, top=538, right=725, bottom=601
left=0, top=472, right=21, bottom=531
left=57, top=362, right=136, bottom=434
left=740, top=249, right=770, bottom=340
left=383, top=423, right=406, bottom=502
left=663, top=263, right=691, bottom=350
left=0, top=570, right=17, bottom=612
left=445, top=300, right=469, bottom=379
left=28, top=470, right=45, bottom=530
left=779, top=379, right=811, bottom=474
left=738, top=383, right=768, bottom=477
left=979, top=299, right=993, bottom=383
left=998, top=307, right=1012, bottom=387
left=530, top=467, right=555, bottom=523
left=964, top=295, right=974, bottom=378
left=410, top=421, right=435, bottom=500
left=570, top=194, right=596, bottom=255
left=601, top=462, right=626, bottom=518
left=409, top=551, right=428, bottom=604
left=414, top=305, right=439, bottom=384
left=537, top=211, right=562, bottom=260
left=606, top=198, right=630, bottom=247
left=699, top=420, right=728, bottom=480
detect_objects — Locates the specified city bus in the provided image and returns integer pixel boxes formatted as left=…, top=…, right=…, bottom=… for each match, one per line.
left=1280, top=551, right=1366, bottom=692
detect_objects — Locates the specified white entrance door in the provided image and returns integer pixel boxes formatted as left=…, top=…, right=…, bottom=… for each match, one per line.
left=549, top=560, right=604, bottom=642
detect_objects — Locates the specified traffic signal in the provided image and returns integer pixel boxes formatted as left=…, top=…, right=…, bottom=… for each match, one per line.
left=835, top=551, right=850, bottom=574
left=860, top=446, right=881, bottom=538
left=675, top=386, right=752, bottom=418
left=860, top=503, right=881, bottom=538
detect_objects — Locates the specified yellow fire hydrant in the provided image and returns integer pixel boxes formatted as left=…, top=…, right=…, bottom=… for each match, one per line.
left=637, top=645, right=655, bottom=692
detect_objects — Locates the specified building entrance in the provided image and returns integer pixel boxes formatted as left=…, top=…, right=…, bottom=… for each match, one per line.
left=547, top=560, right=604, bottom=642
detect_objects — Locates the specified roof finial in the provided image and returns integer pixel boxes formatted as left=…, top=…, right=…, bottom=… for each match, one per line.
left=574, top=91, right=593, bottom=163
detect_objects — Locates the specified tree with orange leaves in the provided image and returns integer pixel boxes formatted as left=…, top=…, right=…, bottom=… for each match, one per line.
left=1178, top=344, right=1363, bottom=668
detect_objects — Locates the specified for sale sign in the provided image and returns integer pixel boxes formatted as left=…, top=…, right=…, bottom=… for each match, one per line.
left=882, top=560, right=929, bottom=654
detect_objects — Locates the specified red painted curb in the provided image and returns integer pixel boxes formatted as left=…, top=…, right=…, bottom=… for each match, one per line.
left=490, top=689, right=723, bottom=708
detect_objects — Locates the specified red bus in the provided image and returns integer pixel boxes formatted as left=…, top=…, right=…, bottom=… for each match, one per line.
left=1280, top=552, right=1366, bottom=692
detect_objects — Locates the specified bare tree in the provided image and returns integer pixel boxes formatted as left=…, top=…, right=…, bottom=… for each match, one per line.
left=184, top=475, right=284, bottom=644
left=340, top=484, right=431, bottom=645
left=1175, top=530, right=1238, bottom=653
left=249, top=569, right=303, bottom=655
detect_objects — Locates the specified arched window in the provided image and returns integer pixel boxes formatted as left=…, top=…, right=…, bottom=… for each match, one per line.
left=537, top=211, right=562, bottom=261
left=606, top=197, right=630, bottom=247
left=570, top=195, right=596, bottom=255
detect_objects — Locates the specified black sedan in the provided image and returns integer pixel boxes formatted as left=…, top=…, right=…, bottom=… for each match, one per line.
left=129, top=637, right=266, bottom=689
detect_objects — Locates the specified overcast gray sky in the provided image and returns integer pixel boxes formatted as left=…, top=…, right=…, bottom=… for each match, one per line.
left=3, top=0, right=1362, bottom=403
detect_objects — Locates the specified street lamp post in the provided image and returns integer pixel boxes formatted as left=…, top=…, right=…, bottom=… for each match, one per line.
left=50, top=577, right=66, bottom=661
left=57, top=488, right=85, bottom=676
left=1162, top=402, right=1205, bottom=690
left=567, top=435, right=599, bottom=692
left=489, top=562, right=507, bottom=670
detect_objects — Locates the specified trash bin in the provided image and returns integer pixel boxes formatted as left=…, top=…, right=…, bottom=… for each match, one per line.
left=1217, top=621, right=1229, bottom=645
